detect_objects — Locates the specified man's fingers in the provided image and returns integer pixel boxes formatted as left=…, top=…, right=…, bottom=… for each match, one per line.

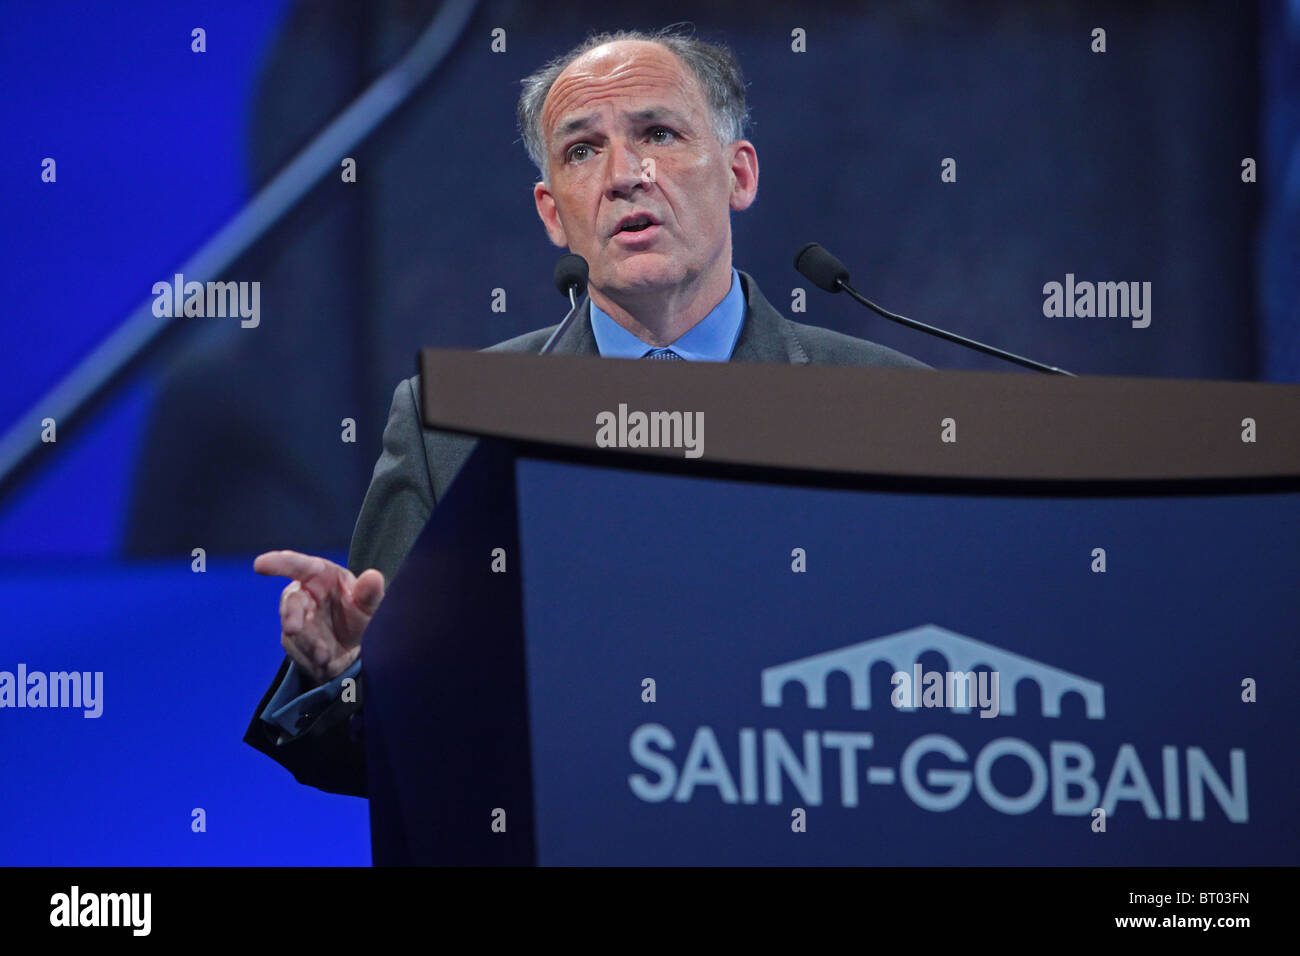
left=258, top=549, right=351, bottom=606
left=255, top=549, right=331, bottom=583
left=351, top=569, right=386, bottom=616
left=279, top=580, right=299, bottom=617
left=263, top=551, right=355, bottom=686
left=283, top=585, right=314, bottom=633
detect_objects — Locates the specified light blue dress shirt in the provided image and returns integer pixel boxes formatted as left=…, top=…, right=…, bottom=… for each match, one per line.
left=260, top=267, right=747, bottom=737
left=589, top=266, right=745, bottom=361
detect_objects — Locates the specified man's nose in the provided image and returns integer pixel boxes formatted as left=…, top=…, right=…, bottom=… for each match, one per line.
left=604, top=140, right=648, bottom=197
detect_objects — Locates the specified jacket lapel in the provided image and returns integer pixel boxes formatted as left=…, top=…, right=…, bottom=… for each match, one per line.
left=730, top=270, right=809, bottom=364
left=546, top=297, right=600, bottom=356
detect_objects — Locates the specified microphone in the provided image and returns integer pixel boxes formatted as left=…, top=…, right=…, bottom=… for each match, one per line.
left=539, top=254, right=589, bottom=355
left=793, top=243, right=1075, bottom=376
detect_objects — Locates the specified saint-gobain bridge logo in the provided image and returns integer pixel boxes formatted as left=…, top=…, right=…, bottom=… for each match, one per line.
left=628, top=625, right=1248, bottom=822
left=761, top=623, right=1104, bottom=719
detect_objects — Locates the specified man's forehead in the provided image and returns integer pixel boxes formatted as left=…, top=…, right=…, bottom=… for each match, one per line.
left=542, top=41, right=705, bottom=140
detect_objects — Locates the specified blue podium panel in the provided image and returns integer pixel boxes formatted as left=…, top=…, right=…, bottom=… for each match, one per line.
left=514, top=458, right=1299, bottom=865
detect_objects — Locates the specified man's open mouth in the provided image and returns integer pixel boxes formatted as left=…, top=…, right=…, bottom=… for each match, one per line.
left=613, top=213, right=661, bottom=235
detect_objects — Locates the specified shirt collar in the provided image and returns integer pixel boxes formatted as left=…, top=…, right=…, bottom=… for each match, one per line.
left=588, top=267, right=745, bottom=361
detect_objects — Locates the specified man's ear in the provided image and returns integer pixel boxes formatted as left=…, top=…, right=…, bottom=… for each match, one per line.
left=727, top=140, right=759, bottom=212
left=534, top=181, right=569, bottom=247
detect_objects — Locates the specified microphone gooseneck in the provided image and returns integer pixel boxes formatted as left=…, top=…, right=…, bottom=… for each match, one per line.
left=794, top=242, right=1075, bottom=375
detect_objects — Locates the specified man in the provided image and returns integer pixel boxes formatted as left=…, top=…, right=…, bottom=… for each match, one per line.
left=244, top=26, right=928, bottom=798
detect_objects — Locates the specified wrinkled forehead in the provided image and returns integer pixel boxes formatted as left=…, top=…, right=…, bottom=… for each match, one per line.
left=541, top=42, right=708, bottom=144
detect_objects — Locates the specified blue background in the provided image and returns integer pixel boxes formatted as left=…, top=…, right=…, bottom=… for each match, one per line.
left=0, top=559, right=368, bottom=865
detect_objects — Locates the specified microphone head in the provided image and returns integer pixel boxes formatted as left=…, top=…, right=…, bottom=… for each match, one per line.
left=793, top=242, right=850, bottom=293
left=554, top=254, right=589, bottom=298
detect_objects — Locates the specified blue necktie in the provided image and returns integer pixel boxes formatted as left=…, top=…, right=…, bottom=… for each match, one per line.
left=643, top=348, right=684, bottom=360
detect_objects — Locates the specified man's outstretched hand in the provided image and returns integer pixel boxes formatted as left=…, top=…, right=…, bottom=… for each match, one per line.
left=254, top=550, right=386, bottom=687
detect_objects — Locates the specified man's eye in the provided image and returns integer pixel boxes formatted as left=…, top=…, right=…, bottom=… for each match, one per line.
left=566, top=144, right=592, bottom=162
left=649, top=127, right=676, bottom=143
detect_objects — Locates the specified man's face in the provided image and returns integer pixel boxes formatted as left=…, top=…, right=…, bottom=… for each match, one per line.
left=533, top=41, right=758, bottom=300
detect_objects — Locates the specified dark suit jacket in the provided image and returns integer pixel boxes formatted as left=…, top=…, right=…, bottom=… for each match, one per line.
left=243, top=269, right=929, bottom=797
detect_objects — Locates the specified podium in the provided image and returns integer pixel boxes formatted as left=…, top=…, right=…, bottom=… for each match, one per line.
left=362, top=350, right=1299, bottom=865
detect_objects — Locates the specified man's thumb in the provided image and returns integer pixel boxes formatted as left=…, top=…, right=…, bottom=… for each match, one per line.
left=352, top=569, right=386, bottom=615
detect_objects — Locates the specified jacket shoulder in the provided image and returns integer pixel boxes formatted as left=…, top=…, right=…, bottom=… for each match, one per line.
left=483, top=326, right=556, bottom=353
left=784, top=318, right=931, bottom=369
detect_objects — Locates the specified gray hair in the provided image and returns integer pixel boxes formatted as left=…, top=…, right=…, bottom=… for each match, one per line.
left=516, top=24, right=750, bottom=183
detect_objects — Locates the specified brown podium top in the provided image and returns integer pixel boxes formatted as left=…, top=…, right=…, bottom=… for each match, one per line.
left=419, top=349, right=1300, bottom=485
